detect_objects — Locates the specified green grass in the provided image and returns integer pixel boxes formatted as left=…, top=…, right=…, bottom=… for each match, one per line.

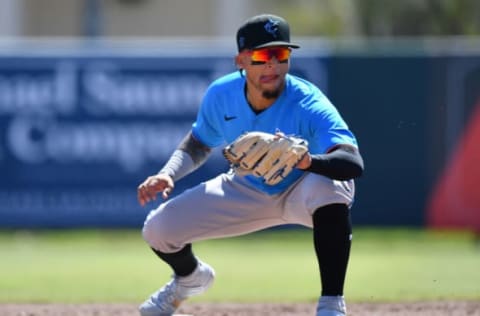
left=348, top=228, right=480, bottom=301
left=0, top=228, right=479, bottom=303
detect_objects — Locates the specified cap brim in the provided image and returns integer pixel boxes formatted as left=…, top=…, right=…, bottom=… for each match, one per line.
left=254, top=41, right=300, bottom=49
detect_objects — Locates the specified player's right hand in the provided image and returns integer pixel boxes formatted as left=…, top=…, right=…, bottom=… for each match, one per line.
left=137, top=173, right=174, bottom=207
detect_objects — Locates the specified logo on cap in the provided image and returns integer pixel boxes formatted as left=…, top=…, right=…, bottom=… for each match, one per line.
left=264, top=18, right=279, bottom=38
left=238, top=36, right=245, bottom=49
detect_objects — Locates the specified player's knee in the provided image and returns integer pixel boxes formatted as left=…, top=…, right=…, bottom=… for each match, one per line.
left=142, top=213, right=172, bottom=252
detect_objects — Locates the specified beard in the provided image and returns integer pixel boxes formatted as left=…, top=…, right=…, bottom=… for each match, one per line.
left=262, top=88, right=281, bottom=99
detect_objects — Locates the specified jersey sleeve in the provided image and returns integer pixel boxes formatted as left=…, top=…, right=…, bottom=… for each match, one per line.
left=191, top=84, right=224, bottom=148
left=306, top=94, right=358, bottom=155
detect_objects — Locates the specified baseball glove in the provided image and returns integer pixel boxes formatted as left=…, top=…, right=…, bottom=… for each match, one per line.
left=223, top=131, right=309, bottom=185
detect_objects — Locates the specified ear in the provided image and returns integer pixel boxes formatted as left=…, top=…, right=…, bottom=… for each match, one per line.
left=235, top=54, right=246, bottom=70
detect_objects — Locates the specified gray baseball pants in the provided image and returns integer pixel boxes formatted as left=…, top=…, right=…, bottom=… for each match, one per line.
left=142, top=171, right=355, bottom=253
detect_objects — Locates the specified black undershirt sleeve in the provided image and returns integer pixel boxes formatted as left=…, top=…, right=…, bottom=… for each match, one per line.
left=305, top=145, right=364, bottom=180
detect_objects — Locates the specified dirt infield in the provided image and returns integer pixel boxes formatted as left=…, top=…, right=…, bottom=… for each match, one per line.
left=1, top=301, right=480, bottom=316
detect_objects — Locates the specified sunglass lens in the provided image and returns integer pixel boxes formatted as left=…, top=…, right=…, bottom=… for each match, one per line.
left=251, top=48, right=290, bottom=63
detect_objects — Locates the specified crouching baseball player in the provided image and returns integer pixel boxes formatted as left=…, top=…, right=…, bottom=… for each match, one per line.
left=137, top=14, right=364, bottom=316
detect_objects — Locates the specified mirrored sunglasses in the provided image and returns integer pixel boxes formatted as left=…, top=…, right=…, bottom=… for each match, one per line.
left=248, top=47, right=291, bottom=65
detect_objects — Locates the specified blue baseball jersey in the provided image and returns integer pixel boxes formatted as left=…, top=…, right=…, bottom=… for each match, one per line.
left=192, top=71, right=358, bottom=195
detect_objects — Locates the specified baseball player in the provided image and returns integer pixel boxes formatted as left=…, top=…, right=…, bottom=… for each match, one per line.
left=137, top=14, right=364, bottom=316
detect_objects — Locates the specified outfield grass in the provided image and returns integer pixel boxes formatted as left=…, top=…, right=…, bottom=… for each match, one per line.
left=0, top=228, right=479, bottom=303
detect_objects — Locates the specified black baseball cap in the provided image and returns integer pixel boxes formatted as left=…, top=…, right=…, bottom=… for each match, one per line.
left=236, top=14, right=300, bottom=52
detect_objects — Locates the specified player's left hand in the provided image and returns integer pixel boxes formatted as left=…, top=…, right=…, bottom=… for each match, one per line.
left=294, top=151, right=311, bottom=169
left=274, top=130, right=311, bottom=170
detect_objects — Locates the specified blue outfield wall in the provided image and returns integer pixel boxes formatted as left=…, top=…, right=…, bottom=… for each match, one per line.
left=0, top=46, right=477, bottom=228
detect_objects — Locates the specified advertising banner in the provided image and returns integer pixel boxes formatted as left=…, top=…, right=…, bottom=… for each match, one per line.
left=0, top=52, right=327, bottom=228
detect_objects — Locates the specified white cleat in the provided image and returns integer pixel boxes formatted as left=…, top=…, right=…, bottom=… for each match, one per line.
left=139, top=260, right=215, bottom=316
left=316, top=296, right=347, bottom=316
